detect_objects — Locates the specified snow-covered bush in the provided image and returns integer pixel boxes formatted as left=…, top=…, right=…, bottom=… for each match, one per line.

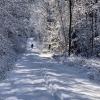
left=64, top=56, right=100, bottom=81
left=0, top=0, right=31, bottom=76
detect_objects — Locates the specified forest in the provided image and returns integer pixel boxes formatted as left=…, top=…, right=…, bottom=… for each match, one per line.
left=0, top=0, right=100, bottom=100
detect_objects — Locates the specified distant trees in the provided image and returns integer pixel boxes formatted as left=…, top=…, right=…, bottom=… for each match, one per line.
left=0, top=0, right=31, bottom=53
left=0, top=0, right=98, bottom=58
left=40, top=0, right=100, bottom=57
left=0, top=0, right=31, bottom=72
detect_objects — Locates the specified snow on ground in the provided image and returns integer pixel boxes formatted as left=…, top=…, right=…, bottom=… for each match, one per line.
left=62, top=56, right=100, bottom=81
left=0, top=43, right=100, bottom=100
left=39, top=53, right=53, bottom=58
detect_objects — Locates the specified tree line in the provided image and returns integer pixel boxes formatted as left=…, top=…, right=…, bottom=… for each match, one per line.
left=37, top=0, right=100, bottom=57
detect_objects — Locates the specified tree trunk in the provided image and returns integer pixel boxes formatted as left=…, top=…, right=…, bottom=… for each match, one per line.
left=57, top=0, right=68, bottom=55
left=91, top=12, right=94, bottom=56
left=68, top=0, right=72, bottom=56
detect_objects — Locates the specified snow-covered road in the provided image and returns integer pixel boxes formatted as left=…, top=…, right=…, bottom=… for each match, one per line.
left=0, top=48, right=100, bottom=100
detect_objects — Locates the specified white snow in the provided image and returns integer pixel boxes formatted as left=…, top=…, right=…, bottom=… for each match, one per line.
left=0, top=42, right=100, bottom=100
left=39, top=53, right=53, bottom=58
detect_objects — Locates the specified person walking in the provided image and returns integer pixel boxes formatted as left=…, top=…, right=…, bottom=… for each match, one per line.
left=31, top=44, right=34, bottom=48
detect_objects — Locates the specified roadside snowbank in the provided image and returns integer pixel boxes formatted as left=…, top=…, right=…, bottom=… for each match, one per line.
left=0, top=36, right=27, bottom=81
left=62, top=56, right=100, bottom=81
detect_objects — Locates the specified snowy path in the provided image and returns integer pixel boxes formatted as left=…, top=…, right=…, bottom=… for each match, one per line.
left=0, top=49, right=100, bottom=100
